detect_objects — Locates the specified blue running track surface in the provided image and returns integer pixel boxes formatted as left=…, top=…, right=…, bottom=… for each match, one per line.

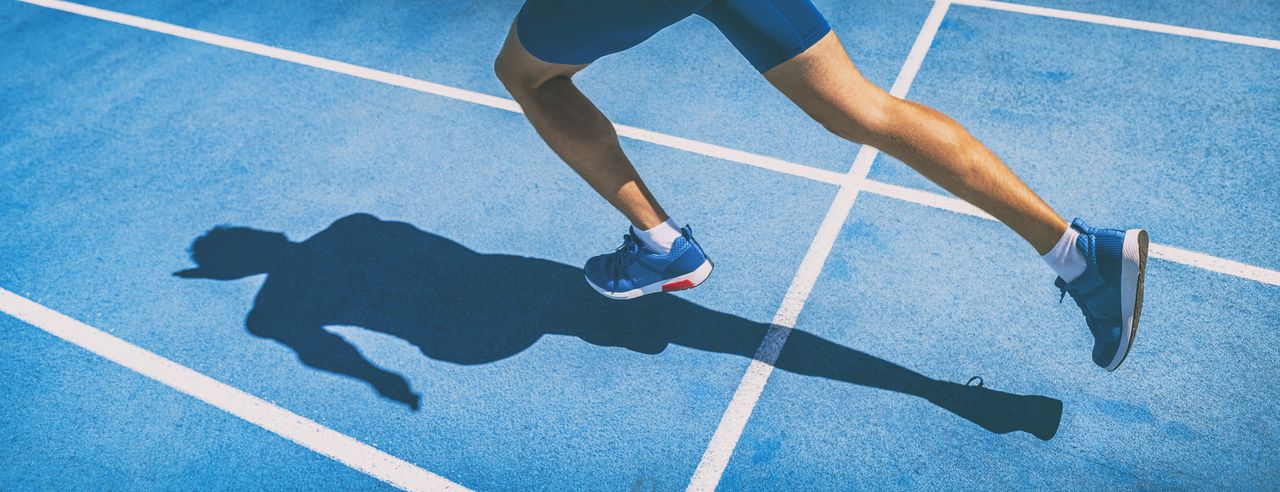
left=2, top=0, right=1278, bottom=489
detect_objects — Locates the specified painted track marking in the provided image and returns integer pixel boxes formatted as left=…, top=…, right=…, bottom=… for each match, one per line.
left=856, top=179, right=1280, bottom=286
left=7, top=0, right=1280, bottom=488
left=687, top=2, right=953, bottom=489
left=952, top=0, right=1280, bottom=51
left=13, top=0, right=844, bottom=186
left=0, top=288, right=469, bottom=492
left=14, top=0, right=1280, bottom=287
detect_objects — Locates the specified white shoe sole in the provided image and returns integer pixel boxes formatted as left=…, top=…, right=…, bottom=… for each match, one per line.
left=586, top=259, right=714, bottom=300
left=1105, top=229, right=1148, bottom=371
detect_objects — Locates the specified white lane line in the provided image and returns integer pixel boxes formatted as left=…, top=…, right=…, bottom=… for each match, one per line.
left=12, top=0, right=844, bottom=187
left=684, top=148, right=879, bottom=492
left=1148, top=244, right=1280, bottom=287
left=0, top=288, right=469, bottom=492
left=19, top=0, right=1280, bottom=288
left=616, top=126, right=847, bottom=185
left=953, top=0, right=1280, bottom=50
left=859, top=178, right=994, bottom=220
left=686, top=2, right=954, bottom=490
left=9, top=0, right=1280, bottom=484
left=11, top=0, right=1277, bottom=478
left=857, top=179, right=1280, bottom=287
left=14, top=0, right=520, bottom=111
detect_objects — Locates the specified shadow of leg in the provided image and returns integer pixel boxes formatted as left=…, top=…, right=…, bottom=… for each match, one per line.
left=927, top=378, right=1063, bottom=440
left=776, top=329, right=1063, bottom=439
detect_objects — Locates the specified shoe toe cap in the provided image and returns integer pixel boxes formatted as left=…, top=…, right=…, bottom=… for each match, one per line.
left=1091, top=325, right=1123, bottom=368
left=583, top=255, right=633, bottom=292
left=583, top=255, right=612, bottom=288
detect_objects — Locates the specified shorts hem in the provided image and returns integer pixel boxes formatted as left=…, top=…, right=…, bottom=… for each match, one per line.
left=515, top=11, right=598, bottom=66
left=755, top=24, right=832, bottom=73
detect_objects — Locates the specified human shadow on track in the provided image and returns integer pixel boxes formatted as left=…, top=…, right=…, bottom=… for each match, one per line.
left=176, top=213, right=1063, bottom=440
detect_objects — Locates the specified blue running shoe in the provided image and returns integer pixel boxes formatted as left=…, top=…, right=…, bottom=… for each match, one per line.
left=584, top=225, right=713, bottom=300
left=1055, top=218, right=1149, bottom=371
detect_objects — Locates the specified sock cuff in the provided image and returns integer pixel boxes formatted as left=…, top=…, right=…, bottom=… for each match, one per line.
left=1044, top=227, right=1080, bottom=259
left=1042, top=226, right=1086, bottom=283
left=634, top=218, right=681, bottom=253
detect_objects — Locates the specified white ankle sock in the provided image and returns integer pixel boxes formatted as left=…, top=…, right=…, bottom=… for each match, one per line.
left=1042, top=226, right=1087, bottom=283
left=633, top=218, right=681, bottom=254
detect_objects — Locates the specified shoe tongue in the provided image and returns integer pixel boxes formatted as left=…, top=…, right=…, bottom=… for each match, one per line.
left=626, top=227, right=650, bottom=248
left=626, top=226, right=668, bottom=256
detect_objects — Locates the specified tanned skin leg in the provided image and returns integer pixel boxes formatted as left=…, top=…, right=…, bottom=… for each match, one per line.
left=764, top=31, right=1067, bottom=253
left=494, top=24, right=669, bottom=230
left=497, top=23, right=1065, bottom=253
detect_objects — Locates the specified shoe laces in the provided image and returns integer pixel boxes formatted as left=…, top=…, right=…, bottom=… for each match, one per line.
left=682, top=226, right=698, bottom=249
left=610, top=234, right=642, bottom=279
left=1056, top=279, right=1105, bottom=330
left=1054, top=277, right=1073, bottom=304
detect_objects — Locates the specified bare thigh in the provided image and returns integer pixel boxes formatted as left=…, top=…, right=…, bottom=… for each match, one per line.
left=762, top=29, right=1066, bottom=252
left=762, top=30, right=896, bottom=143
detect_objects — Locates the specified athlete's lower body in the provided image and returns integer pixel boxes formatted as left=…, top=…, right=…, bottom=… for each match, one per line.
left=493, top=0, right=1146, bottom=371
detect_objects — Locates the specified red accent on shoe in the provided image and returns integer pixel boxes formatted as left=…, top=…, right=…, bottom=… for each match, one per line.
left=662, top=279, right=696, bottom=292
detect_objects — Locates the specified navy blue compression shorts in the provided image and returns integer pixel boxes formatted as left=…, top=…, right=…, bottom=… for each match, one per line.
left=516, top=0, right=831, bottom=73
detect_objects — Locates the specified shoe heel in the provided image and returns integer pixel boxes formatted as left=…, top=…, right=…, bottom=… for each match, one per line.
left=660, top=259, right=713, bottom=293
left=662, top=279, right=696, bottom=292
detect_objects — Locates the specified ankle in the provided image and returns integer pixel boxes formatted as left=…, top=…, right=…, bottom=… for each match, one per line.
left=632, top=218, right=681, bottom=254
left=1041, top=225, right=1086, bottom=282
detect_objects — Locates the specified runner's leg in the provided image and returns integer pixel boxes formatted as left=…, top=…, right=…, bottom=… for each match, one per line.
left=763, top=31, right=1067, bottom=253
left=745, top=18, right=1141, bottom=371
left=495, top=2, right=716, bottom=298
left=494, top=23, right=670, bottom=230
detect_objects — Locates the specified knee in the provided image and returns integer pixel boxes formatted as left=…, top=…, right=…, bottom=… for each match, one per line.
left=818, top=97, right=896, bottom=145
left=494, top=52, right=548, bottom=99
left=493, top=52, right=525, bottom=94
